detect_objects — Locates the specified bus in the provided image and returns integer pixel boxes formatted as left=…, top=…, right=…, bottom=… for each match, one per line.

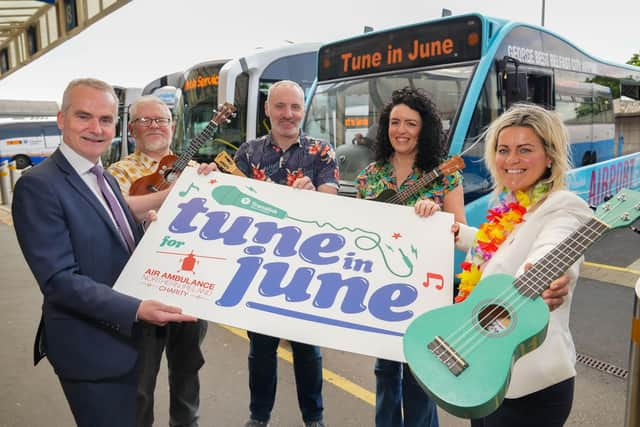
left=0, top=119, right=61, bottom=168
left=141, top=71, right=183, bottom=113
left=171, top=42, right=321, bottom=163
left=101, top=85, right=141, bottom=167
left=303, top=13, right=640, bottom=227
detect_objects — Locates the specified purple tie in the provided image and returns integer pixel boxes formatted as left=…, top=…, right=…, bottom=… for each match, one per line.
left=90, top=165, right=135, bottom=253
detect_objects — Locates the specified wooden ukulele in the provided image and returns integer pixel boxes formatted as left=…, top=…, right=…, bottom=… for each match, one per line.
left=129, top=103, right=237, bottom=195
left=403, top=188, right=640, bottom=419
left=214, top=151, right=246, bottom=177
left=374, top=156, right=465, bottom=204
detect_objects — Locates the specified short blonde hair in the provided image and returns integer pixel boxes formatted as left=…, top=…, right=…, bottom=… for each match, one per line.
left=484, top=103, right=571, bottom=196
left=61, top=78, right=118, bottom=112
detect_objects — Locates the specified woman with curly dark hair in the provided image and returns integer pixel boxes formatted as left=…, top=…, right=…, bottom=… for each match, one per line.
left=356, top=87, right=465, bottom=427
left=374, top=87, right=447, bottom=174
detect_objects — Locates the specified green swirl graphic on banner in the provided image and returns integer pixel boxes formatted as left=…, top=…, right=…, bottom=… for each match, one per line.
left=211, top=185, right=416, bottom=277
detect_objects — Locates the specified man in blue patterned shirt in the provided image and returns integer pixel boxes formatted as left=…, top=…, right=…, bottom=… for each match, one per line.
left=234, top=80, right=338, bottom=427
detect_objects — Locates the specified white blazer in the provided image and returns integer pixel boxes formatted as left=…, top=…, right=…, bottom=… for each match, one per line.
left=456, top=190, right=594, bottom=398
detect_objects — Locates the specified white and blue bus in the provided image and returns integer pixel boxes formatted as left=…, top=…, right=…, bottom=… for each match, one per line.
left=170, top=42, right=321, bottom=163
left=303, top=13, right=640, bottom=227
left=0, top=119, right=61, bottom=168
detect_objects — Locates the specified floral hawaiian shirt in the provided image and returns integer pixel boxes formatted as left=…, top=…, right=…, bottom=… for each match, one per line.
left=108, top=151, right=196, bottom=195
left=355, top=160, right=463, bottom=207
left=108, top=151, right=159, bottom=195
left=234, top=132, right=339, bottom=189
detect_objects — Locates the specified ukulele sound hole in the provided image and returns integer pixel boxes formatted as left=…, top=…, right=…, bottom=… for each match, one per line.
left=477, top=304, right=512, bottom=336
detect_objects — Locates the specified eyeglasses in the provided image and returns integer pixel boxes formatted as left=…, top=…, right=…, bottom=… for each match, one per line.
left=132, top=117, right=171, bottom=127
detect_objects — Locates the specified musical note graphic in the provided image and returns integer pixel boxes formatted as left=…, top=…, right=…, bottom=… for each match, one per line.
left=179, top=182, right=200, bottom=197
left=423, top=272, right=444, bottom=290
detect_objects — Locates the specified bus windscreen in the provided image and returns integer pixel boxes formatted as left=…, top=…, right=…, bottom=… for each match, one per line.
left=318, top=15, right=482, bottom=81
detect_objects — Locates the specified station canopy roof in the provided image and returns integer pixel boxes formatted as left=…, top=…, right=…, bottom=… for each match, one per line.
left=1, top=0, right=130, bottom=81
left=0, top=1, right=52, bottom=48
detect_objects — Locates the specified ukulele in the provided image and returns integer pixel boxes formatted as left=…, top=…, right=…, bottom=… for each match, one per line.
left=129, top=103, right=237, bottom=195
left=403, top=188, right=640, bottom=419
left=214, top=151, right=246, bottom=177
left=374, top=156, right=465, bottom=204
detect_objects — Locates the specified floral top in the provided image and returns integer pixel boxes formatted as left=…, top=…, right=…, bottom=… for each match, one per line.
left=234, top=132, right=339, bottom=189
left=108, top=151, right=158, bottom=195
left=355, top=160, right=463, bottom=207
left=107, top=151, right=196, bottom=195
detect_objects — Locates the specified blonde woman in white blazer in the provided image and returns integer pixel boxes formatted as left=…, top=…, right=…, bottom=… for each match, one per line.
left=453, top=104, right=594, bottom=427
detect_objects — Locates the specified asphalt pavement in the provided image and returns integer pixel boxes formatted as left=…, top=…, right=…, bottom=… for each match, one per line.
left=0, top=206, right=638, bottom=427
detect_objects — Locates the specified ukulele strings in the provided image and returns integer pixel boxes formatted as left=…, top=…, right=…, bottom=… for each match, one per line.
left=155, top=115, right=228, bottom=192
left=448, top=218, right=607, bottom=362
left=385, top=170, right=439, bottom=204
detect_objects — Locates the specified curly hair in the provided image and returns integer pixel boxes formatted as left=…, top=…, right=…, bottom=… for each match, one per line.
left=374, top=87, right=446, bottom=171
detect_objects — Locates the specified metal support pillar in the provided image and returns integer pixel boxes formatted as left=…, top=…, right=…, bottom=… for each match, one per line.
left=0, top=161, right=11, bottom=205
left=626, top=277, right=640, bottom=426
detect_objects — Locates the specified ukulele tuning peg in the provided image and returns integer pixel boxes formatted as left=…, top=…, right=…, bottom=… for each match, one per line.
left=225, top=118, right=231, bottom=124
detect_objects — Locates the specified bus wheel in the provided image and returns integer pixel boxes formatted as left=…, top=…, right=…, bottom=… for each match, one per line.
left=13, top=154, right=32, bottom=169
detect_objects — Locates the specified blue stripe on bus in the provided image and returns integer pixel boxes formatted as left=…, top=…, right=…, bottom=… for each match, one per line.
left=463, top=151, right=639, bottom=229
left=455, top=151, right=640, bottom=275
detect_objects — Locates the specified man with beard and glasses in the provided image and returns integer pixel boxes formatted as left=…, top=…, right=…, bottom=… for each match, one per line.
left=109, top=95, right=208, bottom=427
left=12, top=79, right=198, bottom=427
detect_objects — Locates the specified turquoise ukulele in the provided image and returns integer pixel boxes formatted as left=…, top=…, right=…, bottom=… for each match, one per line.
left=403, top=188, right=640, bottom=419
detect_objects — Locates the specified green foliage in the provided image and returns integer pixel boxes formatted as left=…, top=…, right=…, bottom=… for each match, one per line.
left=627, top=53, right=640, bottom=67
left=588, top=76, right=620, bottom=98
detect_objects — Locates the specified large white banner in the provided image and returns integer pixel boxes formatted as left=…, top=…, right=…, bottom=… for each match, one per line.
left=114, top=168, right=454, bottom=361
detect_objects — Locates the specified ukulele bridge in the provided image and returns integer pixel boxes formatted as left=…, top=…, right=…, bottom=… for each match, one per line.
left=428, top=335, right=468, bottom=376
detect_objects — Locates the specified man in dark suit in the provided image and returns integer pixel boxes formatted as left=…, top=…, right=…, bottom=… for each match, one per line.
left=11, top=78, right=196, bottom=427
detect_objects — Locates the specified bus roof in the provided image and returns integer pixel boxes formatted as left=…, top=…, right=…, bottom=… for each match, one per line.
left=142, top=71, right=185, bottom=95
left=184, top=58, right=230, bottom=73
left=0, top=118, right=57, bottom=127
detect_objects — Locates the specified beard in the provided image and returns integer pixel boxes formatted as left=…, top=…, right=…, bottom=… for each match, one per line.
left=142, top=138, right=170, bottom=155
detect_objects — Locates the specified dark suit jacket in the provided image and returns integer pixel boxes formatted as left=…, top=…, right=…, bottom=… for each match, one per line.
left=12, top=149, right=144, bottom=381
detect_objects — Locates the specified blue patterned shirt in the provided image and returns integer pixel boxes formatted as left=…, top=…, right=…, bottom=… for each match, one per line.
left=234, top=132, right=339, bottom=189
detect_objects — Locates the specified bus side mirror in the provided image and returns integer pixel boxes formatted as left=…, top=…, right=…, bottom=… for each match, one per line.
left=497, top=55, right=527, bottom=108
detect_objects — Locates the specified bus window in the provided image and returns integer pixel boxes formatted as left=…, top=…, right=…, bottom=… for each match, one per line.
left=226, top=71, right=249, bottom=147
left=176, top=61, right=228, bottom=163
left=526, top=72, right=553, bottom=106
left=592, top=85, right=615, bottom=161
left=498, top=63, right=553, bottom=108
left=256, top=51, right=318, bottom=137
left=305, top=65, right=475, bottom=194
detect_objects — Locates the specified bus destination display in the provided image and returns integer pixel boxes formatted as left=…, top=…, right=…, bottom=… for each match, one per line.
left=318, top=16, right=482, bottom=81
